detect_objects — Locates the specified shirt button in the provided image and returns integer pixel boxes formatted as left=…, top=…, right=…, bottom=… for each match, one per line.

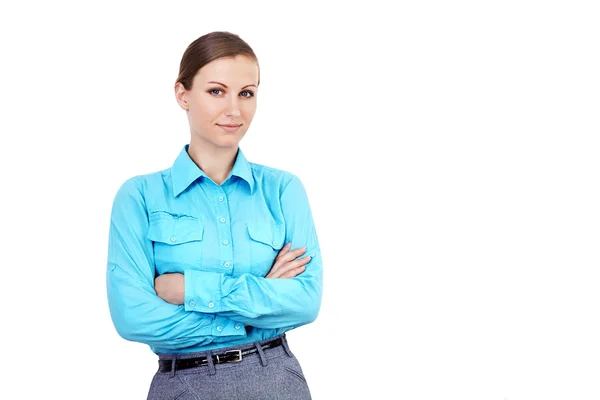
left=208, top=301, right=215, bottom=308
left=224, top=262, right=230, bottom=268
left=170, top=236, right=177, bottom=242
left=220, top=217, right=226, bottom=223
left=272, top=241, right=278, bottom=247
left=310, top=253, right=315, bottom=258
left=217, top=326, right=223, bottom=332
left=189, top=300, right=196, bottom=307
left=234, top=324, right=241, bottom=329
left=222, top=239, right=229, bottom=245
left=218, top=196, right=224, bottom=202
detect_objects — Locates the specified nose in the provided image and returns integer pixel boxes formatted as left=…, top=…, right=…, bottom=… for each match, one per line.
left=225, top=96, right=241, bottom=118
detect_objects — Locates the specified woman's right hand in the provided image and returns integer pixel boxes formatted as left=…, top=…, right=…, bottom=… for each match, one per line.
left=265, top=243, right=311, bottom=278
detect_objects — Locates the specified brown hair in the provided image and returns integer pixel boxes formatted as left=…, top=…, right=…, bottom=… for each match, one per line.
left=175, top=31, right=259, bottom=90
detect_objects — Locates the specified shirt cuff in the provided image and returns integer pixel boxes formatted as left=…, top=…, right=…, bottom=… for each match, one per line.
left=184, top=270, right=223, bottom=312
left=212, top=315, right=247, bottom=338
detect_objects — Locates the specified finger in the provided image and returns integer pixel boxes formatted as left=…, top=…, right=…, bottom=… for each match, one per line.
left=276, top=242, right=292, bottom=260
left=270, top=245, right=305, bottom=275
left=280, top=265, right=306, bottom=279
left=270, top=255, right=311, bottom=278
left=278, top=246, right=307, bottom=264
left=270, top=250, right=310, bottom=277
left=277, top=242, right=292, bottom=255
left=276, top=252, right=311, bottom=275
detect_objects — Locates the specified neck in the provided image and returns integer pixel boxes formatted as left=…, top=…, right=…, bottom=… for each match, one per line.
left=187, top=139, right=238, bottom=185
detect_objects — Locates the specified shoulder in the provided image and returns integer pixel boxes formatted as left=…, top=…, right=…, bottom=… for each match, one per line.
left=249, top=161, right=303, bottom=190
left=112, top=168, right=172, bottom=201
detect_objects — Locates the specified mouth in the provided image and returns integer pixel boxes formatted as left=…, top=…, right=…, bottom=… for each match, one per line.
left=217, top=124, right=243, bottom=133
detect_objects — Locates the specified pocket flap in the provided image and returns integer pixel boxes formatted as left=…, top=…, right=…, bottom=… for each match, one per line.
left=148, top=212, right=204, bottom=245
left=247, top=221, right=285, bottom=250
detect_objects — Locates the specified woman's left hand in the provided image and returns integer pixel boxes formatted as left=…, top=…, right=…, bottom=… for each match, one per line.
left=154, top=273, right=185, bottom=305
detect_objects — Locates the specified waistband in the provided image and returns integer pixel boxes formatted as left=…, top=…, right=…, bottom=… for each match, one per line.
left=157, top=334, right=292, bottom=374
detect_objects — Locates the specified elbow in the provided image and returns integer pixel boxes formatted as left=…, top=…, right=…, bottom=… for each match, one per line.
left=296, top=279, right=323, bottom=325
left=289, top=301, right=320, bottom=328
left=107, top=274, right=154, bottom=344
left=109, top=308, right=140, bottom=343
left=306, top=299, right=321, bottom=324
left=107, top=297, right=149, bottom=343
left=296, top=277, right=322, bottom=325
left=115, top=324, right=136, bottom=343
left=297, top=291, right=322, bottom=325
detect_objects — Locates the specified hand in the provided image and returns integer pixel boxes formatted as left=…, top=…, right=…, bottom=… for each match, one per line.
left=265, top=243, right=311, bottom=279
left=244, top=244, right=309, bottom=329
left=155, top=273, right=184, bottom=305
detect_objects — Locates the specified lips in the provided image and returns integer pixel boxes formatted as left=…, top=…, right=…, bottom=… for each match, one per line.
left=217, top=124, right=242, bottom=133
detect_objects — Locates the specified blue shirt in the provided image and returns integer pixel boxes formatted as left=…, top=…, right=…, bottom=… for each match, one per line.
left=106, top=145, right=323, bottom=354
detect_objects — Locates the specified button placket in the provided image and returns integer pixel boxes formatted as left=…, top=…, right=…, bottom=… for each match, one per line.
left=216, top=189, right=234, bottom=276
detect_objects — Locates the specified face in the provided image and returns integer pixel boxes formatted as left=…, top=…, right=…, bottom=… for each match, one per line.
left=175, top=55, right=259, bottom=151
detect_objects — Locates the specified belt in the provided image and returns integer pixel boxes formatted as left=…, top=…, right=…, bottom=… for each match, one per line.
left=158, top=337, right=283, bottom=372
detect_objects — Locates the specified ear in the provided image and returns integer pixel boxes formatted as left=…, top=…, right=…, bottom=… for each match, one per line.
left=174, top=82, right=189, bottom=111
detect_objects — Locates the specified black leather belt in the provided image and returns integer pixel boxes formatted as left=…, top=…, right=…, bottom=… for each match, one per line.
left=158, top=337, right=283, bottom=372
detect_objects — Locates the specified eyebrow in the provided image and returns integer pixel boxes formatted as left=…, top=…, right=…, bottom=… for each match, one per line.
left=207, top=81, right=257, bottom=89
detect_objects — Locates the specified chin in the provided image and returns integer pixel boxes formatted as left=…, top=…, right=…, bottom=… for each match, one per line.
left=216, top=137, right=243, bottom=149
left=217, top=133, right=246, bottom=148
left=192, top=131, right=243, bottom=149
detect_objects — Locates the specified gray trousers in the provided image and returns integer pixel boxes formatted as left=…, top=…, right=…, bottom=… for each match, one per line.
left=147, top=334, right=312, bottom=400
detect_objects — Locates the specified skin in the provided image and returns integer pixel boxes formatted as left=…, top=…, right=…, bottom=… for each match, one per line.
left=155, top=55, right=310, bottom=305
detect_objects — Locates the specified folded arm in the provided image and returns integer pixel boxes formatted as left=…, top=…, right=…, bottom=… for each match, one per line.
left=106, top=178, right=246, bottom=351
left=183, top=175, right=323, bottom=329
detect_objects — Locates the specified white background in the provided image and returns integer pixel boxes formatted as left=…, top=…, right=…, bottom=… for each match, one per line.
left=1, top=1, right=599, bottom=399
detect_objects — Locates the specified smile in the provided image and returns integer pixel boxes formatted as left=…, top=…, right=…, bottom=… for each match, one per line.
left=217, top=124, right=242, bottom=133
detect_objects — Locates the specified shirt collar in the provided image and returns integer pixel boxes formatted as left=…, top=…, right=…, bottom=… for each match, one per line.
left=229, top=147, right=254, bottom=193
left=171, top=144, right=254, bottom=197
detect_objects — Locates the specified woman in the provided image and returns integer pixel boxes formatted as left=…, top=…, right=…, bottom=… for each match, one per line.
left=106, top=31, right=323, bottom=399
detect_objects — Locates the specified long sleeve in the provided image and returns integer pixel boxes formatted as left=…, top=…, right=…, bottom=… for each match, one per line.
left=106, top=178, right=246, bottom=352
left=183, top=175, right=323, bottom=329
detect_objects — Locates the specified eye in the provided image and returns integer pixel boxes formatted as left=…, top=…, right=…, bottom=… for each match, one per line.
left=209, top=89, right=223, bottom=96
left=240, top=90, right=254, bottom=98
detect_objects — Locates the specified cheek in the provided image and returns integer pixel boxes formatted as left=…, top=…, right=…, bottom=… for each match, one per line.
left=191, top=100, right=219, bottom=125
left=242, top=102, right=257, bottom=119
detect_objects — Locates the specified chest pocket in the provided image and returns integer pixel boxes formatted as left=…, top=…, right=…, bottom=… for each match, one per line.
left=246, top=221, right=286, bottom=276
left=147, top=212, right=204, bottom=272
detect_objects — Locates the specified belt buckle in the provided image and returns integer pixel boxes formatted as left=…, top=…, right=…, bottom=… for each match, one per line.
left=225, top=349, right=242, bottom=363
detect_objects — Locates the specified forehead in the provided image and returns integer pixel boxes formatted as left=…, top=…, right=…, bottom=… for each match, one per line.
left=194, top=56, right=259, bottom=86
